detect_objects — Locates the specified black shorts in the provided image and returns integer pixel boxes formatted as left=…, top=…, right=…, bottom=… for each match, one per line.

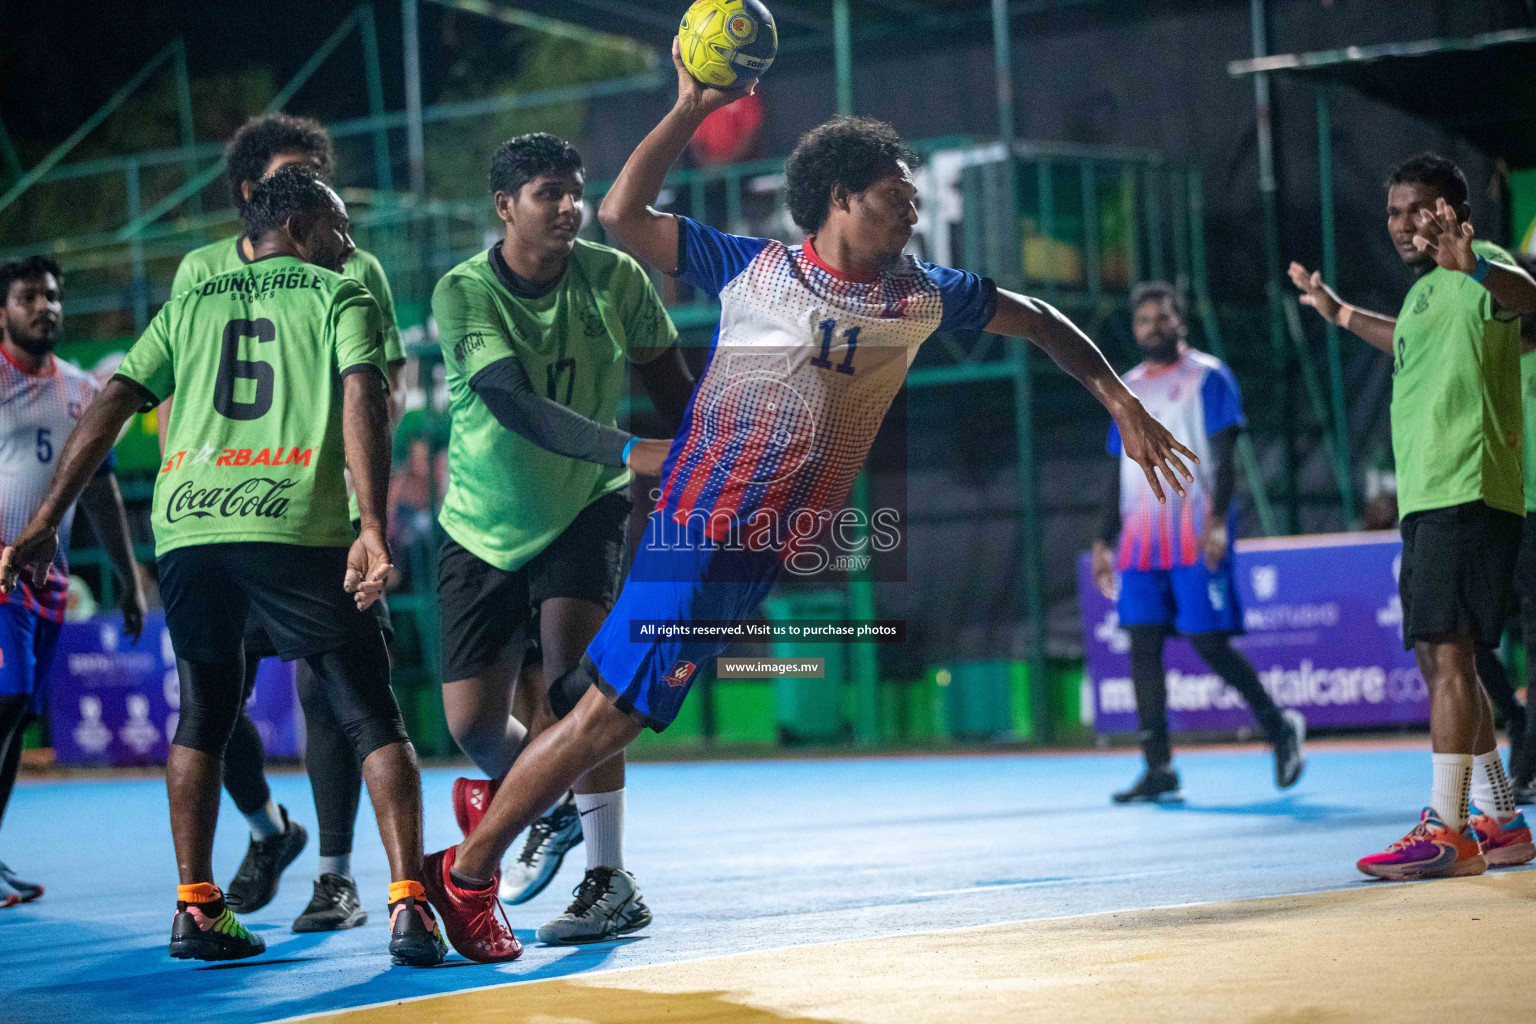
left=160, top=542, right=381, bottom=664
left=1516, top=516, right=1536, bottom=600
left=242, top=595, right=393, bottom=661
left=1399, top=500, right=1521, bottom=650
left=438, top=490, right=629, bottom=682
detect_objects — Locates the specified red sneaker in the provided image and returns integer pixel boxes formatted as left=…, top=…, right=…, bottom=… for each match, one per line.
left=452, top=778, right=498, bottom=838
left=420, top=847, right=522, bottom=964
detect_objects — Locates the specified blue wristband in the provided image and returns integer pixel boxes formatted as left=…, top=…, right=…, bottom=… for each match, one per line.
left=1470, top=254, right=1493, bottom=284
left=621, top=436, right=640, bottom=465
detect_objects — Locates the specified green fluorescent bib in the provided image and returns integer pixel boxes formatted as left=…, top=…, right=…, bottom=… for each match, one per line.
left=1390, top=240, right=1524, bottom=517
left=118, top=256, right=387, bottom=555
left=434, top=241, right=677, bottom=571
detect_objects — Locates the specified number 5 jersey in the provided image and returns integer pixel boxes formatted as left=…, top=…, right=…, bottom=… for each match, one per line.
left=657, top=217, right=997, bottom=546
left=0, top=348, right=105, bottom=618
left=113, top=255, right=387, bottom=556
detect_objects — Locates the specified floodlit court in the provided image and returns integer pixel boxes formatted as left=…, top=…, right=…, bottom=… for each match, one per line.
left=4, top=740, right=1529, bottom=1024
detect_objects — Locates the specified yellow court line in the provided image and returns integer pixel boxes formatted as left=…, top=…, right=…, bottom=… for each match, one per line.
left=272, top=868, right=1536, bottom=1024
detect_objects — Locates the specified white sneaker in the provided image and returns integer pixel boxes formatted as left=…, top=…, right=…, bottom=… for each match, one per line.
left=535, top=867, right=651, bottom=945
left=1275, top=709, right=1306, bottom=789
left=499, top=793, right=583, bottom=904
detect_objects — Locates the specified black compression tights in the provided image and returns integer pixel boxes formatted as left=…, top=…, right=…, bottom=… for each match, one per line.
left=219, top=657, right=363, bottom=857
left=1474, top=645, right=1528, bottom=737
left=1127, top=626, right=1286, bottom=767
left=0, top=695, right=30, bottom=831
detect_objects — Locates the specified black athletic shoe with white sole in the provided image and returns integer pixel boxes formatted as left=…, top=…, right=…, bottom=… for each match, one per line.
left=224, top=807, right=307, bottom=914
left=1112, top=765, right=1183, bottom=804
left=535, top=867, right=651, bottom=945
left=1274, top=710, right=1306, bottom=790
left=292, top=873, right=367, bottom=933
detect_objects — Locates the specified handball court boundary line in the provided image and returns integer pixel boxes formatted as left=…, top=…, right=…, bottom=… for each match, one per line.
left=261, top=879, right=1380, bottom=1024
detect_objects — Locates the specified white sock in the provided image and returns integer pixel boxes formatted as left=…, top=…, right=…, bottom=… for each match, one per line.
left=1471, top=749, right=1517, bottom=822
left=575, top=789, right=625, bottom=871
left=245, top=800, right=285, bottom=841
left=1430, top=753, right=1473, bottom=831
left=318, top=854, right=352, bottom=881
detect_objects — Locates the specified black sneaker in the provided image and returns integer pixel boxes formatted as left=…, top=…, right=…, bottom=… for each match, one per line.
left=1274, top=710, right=1306, bottom=789
left=292, top=873, right=367, bottom=933
left=1112, top=765, right=1183, bottom=804
left=388, top=895, right=447, bottom=967
left=224, top=807, right=307, bottom=914
left=169, top=894, right=266, bottom=961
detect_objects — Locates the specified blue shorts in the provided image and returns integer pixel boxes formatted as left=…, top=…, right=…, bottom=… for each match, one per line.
left=0, top=601, right=64, bottom=715
left=586, top=514, right=783, bottom=731
left=1117, top=560, right=1244, bottom=636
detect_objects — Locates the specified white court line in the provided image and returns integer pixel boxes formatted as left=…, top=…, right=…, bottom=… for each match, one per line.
left=260, top=879, right=1374, bottom=1024
left=911, top=867, right=1183, bottom=898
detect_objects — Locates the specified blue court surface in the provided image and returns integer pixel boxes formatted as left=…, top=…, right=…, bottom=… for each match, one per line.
left=0, top=743, right=1481, bottom=1023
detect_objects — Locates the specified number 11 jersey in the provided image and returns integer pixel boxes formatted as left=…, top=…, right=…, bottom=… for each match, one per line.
left=114, top=254, right=387, bottom=556
left=657, top=217, right=997, bottom=543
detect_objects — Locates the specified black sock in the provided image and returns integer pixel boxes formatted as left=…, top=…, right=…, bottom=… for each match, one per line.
left=449, top=867, right=493, bottom=892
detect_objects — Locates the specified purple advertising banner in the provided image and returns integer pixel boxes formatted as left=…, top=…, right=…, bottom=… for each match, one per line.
left=1079, top=532, right=1429, bottom=734
left=48, top=612, right=301, bottom=766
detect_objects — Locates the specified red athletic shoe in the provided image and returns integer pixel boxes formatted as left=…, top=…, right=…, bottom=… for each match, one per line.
left=420, top=846, right=522, bottom=964
left=452, top=777, right=498, bottom=838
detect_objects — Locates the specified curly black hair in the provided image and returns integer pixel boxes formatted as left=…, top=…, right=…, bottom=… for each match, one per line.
left=784, top=117, right=916, bottom=235
left=242, top=165, right=337, bottom=242
left=226, top=113, right=335, bottom=213
left=489, top=132, right=583, bottom=198
left=1387, top=152, right=1469, bottom=219
left=0, top=255, right=62, bottom=302
left=1129, top=280, right=1186, bottom=322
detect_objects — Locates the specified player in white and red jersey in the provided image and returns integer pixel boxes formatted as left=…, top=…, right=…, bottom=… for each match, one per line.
left=1091, top=282, right=1305, bottom=804
left=0, top=256, right=145, bottom=905
left=417, top=42, right=1196, bottom=963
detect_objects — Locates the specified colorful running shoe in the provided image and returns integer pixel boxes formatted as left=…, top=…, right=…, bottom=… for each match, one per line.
left=501, top=792, right=583, bottom=904
left=1356, top=808, right=1486, bottom=881
left=224, top=806, right=307, bottom=914
left=388, top=885, right=448, bottom=967
left=1468, top=808, right=1536, bottom=867
left=0, top=862, right=43, bottom=904
left=452, top=777, right=498, bottom=837
left=421, top=846, right=523, bottom=963
left=168, top=886, right=266, bottom=961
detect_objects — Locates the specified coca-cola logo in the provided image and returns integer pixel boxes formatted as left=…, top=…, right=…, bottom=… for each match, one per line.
left=166, top=477, right=296, bottom=523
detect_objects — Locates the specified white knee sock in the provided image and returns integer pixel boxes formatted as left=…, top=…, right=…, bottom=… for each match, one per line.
left=1471, top=749, right=1517, bottom=822
left=245, top=799, right=285, bottom=841
left=1430, top=753, right=1473, bottom=831
left=575, top=789, right=625, bottom=872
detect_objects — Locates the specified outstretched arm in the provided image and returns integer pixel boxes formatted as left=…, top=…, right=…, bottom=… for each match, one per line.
left=1287, top=262, right=1396, bottom=354
left=598, top=39, right=755, bottom=269
left=986, top=289, right=1197, bottom=501
left=0, top=379, right=143, bottom=594
left=1412, top=198, right=1536, bottom=315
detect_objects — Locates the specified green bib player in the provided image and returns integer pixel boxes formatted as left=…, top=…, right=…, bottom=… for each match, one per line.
left=0, top=168, right=446, bottom=967
left=1292, top=153, right=1536, bottom=880
left=432, top=134, right=692, bottom=952
left=165, top=114, right=407, bottom=933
